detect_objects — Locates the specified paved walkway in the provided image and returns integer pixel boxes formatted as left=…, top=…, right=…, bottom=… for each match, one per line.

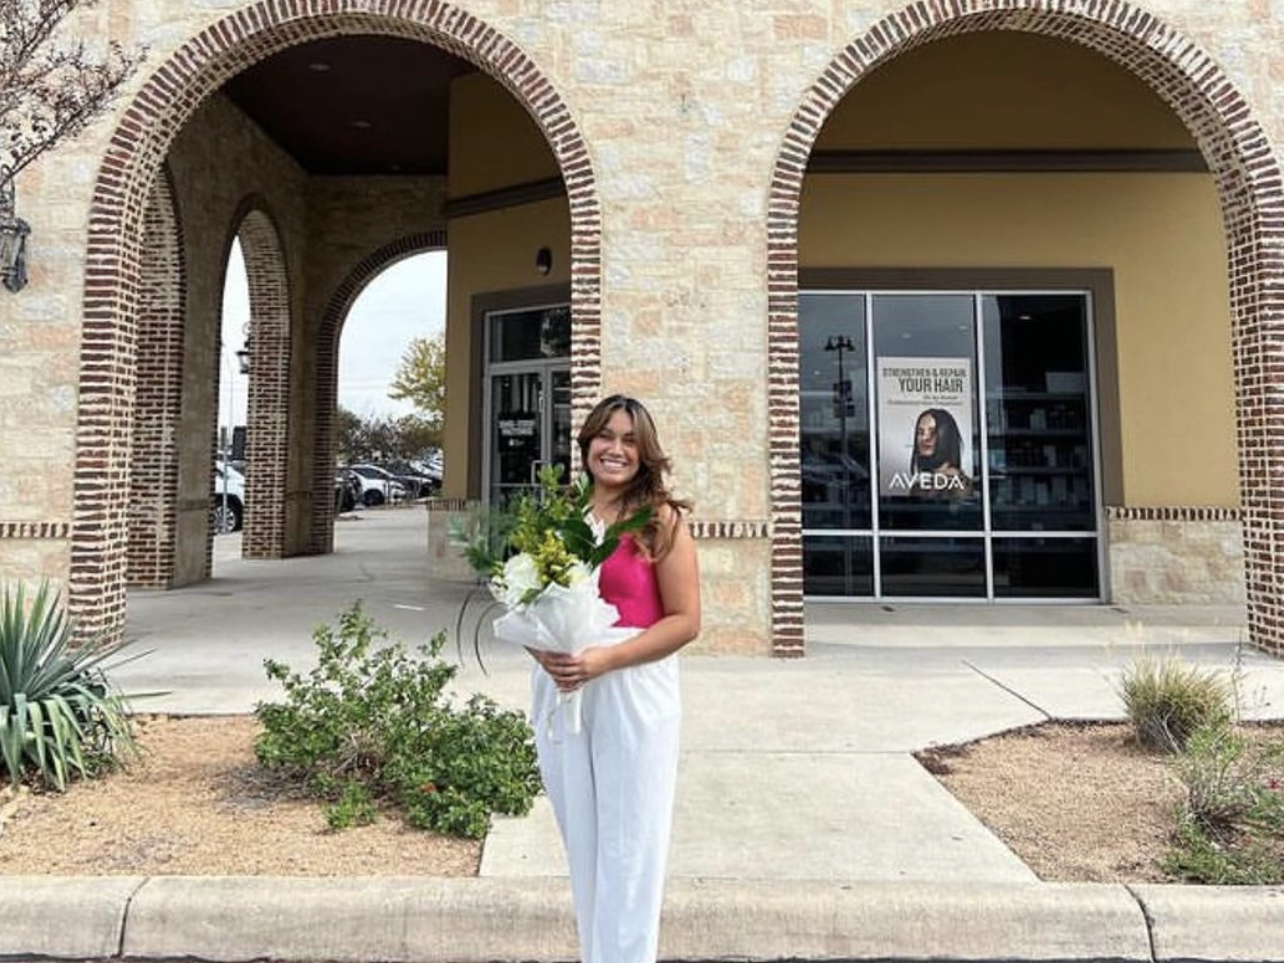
left=12, top=508, right=1281, bottom=962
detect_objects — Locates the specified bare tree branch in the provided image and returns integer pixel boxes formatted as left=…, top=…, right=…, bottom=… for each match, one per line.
left=0, top=0, right=143, bottom=188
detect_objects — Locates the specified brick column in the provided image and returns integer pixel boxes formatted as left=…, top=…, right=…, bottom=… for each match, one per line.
left=239, top=209, right=291, bottom=560
left=127, top=166, right=186, bottom=588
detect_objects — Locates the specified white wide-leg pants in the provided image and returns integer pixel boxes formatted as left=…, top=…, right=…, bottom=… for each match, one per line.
left=533, top=653, right=681, bottom=963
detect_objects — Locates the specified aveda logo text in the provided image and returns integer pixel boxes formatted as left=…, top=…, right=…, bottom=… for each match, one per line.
left=888, top=472, right=966, bottom=492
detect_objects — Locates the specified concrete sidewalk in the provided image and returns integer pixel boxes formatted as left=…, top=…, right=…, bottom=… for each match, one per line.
left=6, top=509, right=1284, bottom=961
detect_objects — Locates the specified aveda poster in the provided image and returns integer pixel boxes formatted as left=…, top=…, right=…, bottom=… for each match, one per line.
left=877, top=357, right=974, bottom=498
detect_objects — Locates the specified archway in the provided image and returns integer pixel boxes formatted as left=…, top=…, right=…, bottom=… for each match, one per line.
left=767, top=1, right=1284, bottom=656
left=71, top=2, right=602, bottom=642
left=310, top=231, right=447, bottom=555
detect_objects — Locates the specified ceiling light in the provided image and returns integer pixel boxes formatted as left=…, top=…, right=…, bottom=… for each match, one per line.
left=308, top=62, right=331, bottom=72
left=352, top=119, right=373, bottom=129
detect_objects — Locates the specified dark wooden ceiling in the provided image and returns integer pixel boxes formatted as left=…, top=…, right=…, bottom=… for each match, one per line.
left=223, top=36, right=476, bottom=175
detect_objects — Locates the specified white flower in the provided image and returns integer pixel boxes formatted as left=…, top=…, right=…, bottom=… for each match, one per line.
left=495, top=552, right=542, bottom=607
left=565, top=560, right=591, bottom=586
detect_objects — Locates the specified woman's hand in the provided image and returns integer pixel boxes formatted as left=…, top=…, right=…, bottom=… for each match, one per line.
left=536, top=647, right=616, bottom=692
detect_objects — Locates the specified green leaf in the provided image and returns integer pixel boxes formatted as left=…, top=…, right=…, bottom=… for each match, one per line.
left=0, top=715, right=23, bottom=789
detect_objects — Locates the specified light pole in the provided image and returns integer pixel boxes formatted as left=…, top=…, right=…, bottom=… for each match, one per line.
left=825, top=334, right=855, bottom=524
left=217, top=328, right=250, bottom=537
left=219, top=340, right=234, bottom=536
left=825, top=334, right=856, bottom=588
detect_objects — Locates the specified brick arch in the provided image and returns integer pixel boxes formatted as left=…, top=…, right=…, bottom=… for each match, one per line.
left=72, top=2, right=602, bottom=641
left=127, top=163, right=185, bottom=588
left=310, top=230, right=448, bottom=555
left=766, top=0, right=1284, bottom=657
left=230, top=202, right=292, bottom=561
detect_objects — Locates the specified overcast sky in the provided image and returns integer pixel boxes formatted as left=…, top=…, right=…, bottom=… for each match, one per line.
left=218, top=242, right=447, bottom=434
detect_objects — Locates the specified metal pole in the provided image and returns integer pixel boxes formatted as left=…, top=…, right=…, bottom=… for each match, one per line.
left=221, top=345, right=232, bottom=534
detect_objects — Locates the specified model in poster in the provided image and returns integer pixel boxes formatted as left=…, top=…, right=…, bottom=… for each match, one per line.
left=908, top=407, right=972, bottom=496
left=529, top=394, right=701, bottom=963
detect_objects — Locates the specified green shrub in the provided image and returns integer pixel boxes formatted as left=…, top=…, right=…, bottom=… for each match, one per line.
left=0, top=582, right=138, bottom=791
left=326, top=780, right=378, bottom=830
left=1173, top=722, right=1284, bottom=834
left=1165, top=817, right=1283, bottom=885
left=1119, top=655, right=1232, bottom=752
left=255, top=602, right=541, bottom=839
left=1164, top=720, right=1284, bottom=884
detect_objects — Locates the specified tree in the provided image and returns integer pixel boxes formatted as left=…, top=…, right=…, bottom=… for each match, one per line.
left=336, top=406, right=440, bottom=466
left=388, top=332, right=446, bottom=432
left=1, top=0, right=143, bottom=187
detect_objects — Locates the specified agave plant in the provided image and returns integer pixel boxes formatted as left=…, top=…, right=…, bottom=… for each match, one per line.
left=0, top=583, right=139, bottom=790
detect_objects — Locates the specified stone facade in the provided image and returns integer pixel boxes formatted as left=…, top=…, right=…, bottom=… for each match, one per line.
left=1107, top=508, right=1246, bottom=606
left=0, top=0, right=1281, bottom=656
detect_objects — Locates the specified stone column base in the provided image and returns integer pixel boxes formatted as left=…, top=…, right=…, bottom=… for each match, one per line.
left=1106, top=507, right=1243, bottom=605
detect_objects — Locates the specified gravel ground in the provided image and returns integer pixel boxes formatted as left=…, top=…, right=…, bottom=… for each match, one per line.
left=918, top=721, right=1284, bottom=883
left=0, top=715, right=479, bottom=876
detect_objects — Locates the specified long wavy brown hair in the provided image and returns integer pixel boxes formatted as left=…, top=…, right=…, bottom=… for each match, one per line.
left=577, top=394, right=692, bottom=560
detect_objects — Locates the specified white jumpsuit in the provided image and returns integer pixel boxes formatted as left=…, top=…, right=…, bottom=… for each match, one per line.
left=532, top=645, right=681, bottom=963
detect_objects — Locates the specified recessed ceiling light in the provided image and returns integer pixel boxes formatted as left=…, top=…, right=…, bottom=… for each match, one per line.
left=308, top=62, right=331, bottom=72
left=352, top=119, right=373, bottom=129
left=390, top=163, right=403, bottom=172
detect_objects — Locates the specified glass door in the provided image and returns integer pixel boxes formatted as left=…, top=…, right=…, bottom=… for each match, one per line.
left=489, top=370, right=546, bottom=506
left=484, top=303, right=572, bottom=507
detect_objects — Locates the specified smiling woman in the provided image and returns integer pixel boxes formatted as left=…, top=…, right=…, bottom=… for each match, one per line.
left=524, top=394, right=700, bottom=963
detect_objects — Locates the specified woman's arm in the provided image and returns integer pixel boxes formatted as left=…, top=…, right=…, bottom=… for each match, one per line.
left=540, top=507, right=701, bottom=690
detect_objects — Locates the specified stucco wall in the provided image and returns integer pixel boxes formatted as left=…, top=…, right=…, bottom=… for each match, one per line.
left=815, top=31, right=1198, bottom=150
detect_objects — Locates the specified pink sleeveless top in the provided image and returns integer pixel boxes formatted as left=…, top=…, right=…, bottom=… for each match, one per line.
left=598, top=534, right=665, bottom=629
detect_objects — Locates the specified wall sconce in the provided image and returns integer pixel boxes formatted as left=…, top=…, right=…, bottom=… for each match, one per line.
left=535, top=247, right=553, bottom=276
left=236, top=344, right=251, bottom=375
left=0, top=179, right=30, bottom=294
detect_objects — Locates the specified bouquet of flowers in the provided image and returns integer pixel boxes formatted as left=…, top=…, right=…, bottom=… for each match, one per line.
left=456, top=466, right=650, bottom=735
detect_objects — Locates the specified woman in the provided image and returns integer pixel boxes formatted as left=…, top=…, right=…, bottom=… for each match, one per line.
left=529, top=394, right=701, bottom=963
left=908, top=407, right=972, bottom=496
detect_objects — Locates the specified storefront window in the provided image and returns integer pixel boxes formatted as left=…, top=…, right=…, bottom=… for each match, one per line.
left=799, top=287, right=1102, bottom=601
left=879, top=536, right=987, bottom=598
left=982, top=295, right=1095, bottom=533
left=991, top=537, right=1098, bottom=598
left=489, top=305, right=570, bottom=362
left=799, top=295, right=871, bottom=532
left=873, top=294, right=982, bottom=533
left=803, top=535, right=874, bottom=597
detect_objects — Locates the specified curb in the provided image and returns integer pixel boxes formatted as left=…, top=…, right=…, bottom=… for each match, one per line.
left=2, top=876, right=1282, bottom=962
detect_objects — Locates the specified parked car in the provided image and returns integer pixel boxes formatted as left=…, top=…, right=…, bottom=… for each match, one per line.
left=416, top=449, right=443, bottom=484
left=212, top=462, right=246, bottom=534
left=346, top=464, right=407, bottom=507
left=384, top=460, right=439, bottom=499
